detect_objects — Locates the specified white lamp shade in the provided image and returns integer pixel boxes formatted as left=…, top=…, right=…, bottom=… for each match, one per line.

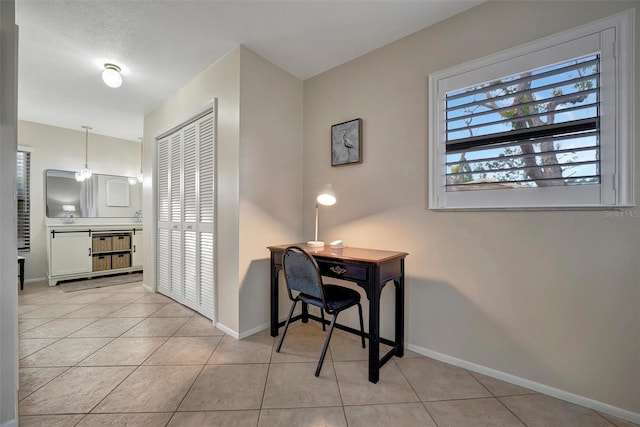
left=316, top=184, right=336, bottom=206
left=102, top=67, right=122, bottom=88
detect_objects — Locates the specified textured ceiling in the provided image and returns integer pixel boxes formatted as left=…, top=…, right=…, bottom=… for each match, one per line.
left=16, top=0, right=484, bottom=141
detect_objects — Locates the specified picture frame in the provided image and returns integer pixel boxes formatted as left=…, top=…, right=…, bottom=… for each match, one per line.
left=331, top=118, right=362, bottom=166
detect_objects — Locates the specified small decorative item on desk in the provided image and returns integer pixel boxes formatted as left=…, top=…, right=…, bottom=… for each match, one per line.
left=331, top=118, right=362, bottom=166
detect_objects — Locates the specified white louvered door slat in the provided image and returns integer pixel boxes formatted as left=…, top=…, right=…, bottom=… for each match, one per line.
left=156, top=104, right=216, bottom=320
left=199, top=232, right=215, bottom=316
left=157, top=229, right=170, bottom=293
left=183, top=230, right=197, bottom=304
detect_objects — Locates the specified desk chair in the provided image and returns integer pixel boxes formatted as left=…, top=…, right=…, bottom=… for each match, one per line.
left=276, top=245, right=365, bottom=376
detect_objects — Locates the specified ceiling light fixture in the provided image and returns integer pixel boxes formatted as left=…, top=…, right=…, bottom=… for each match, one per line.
left=102, top=63, right=122, bottom=88
left=75, top=125, right=93, bottom=182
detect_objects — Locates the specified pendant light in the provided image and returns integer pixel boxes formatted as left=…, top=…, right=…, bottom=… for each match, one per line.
left=129, top=137, right=144, bottom=185
left=75, top=126, right=93, bottom=182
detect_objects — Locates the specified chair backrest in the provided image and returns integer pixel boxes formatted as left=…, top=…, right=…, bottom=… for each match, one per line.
left=282, top=246, right=325, bottom=303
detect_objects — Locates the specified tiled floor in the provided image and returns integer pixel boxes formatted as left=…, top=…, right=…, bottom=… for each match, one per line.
left=17, top=280, right=637, bottom=427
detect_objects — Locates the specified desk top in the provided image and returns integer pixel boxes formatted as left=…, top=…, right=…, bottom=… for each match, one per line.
left=268, top=243, right=408, bottom=265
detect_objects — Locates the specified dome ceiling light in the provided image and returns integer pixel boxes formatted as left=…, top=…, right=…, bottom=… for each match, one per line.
left=102, top=63, right=122, bottom=88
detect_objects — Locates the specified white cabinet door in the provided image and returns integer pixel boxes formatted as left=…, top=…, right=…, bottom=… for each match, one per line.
left=132, top=229, right=144, bottom=267
left=156, top=108, right=216, bottom=320
left=50, top=232, right=92, bottom=276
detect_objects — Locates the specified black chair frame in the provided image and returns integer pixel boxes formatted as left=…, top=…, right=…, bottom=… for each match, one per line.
left=276, top=246, right=365, bottom=377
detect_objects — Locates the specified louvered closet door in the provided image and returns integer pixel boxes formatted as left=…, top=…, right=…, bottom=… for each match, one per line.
left=156, top=107, right=216, bottom=320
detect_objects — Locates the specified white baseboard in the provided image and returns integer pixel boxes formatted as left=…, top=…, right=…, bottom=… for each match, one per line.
left=215, top=322, right=239, bottom=339
left=141, top=282, right=153, bottom=292
left=407, top=343, right=640, bottom=425
left=1, top=419, right=18, bottom=427
left=239, top=322, right=269, bottom=339
left=24, top=277, right=45, bottom=284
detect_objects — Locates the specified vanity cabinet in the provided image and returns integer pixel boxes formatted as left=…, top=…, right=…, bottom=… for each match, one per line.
left=47, top=225, right=143, bottom=286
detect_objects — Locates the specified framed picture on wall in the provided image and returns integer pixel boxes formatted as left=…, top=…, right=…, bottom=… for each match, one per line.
left=331, top=118, right=362, bottom=166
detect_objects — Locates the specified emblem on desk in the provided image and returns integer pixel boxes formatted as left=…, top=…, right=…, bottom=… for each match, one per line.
left=329, top=266, right=347, bottom=275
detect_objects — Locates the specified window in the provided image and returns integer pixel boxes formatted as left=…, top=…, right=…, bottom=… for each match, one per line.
left=428, top=10, right=634, bottom=209
left=17, top=149, right=31, bottom=251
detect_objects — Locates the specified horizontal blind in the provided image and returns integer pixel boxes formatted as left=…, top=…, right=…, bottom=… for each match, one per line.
left=17, top=151, right=30, bottom=251
left=445, top=54, right=600, bottom=191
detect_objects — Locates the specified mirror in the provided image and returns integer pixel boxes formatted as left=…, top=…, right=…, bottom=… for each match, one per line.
left=46, top=169, right=142, bottom=218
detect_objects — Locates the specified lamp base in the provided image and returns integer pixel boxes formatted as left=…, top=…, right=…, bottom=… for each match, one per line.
left=307, top=240, right=325, bottom=247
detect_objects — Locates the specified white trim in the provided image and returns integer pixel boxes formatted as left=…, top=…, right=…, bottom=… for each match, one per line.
left=215, top=322, right=239, bottom=339
left=141, top=282, right=152, bottom=292
left=407, top=342, right=640, bottom=425
left=16, top=145, right=32, bottom=152
left=428, top=8, right=635, bottom=210
left=24, top=277, right=45, bottom=284
left=238, top=322, right=269, bottom=339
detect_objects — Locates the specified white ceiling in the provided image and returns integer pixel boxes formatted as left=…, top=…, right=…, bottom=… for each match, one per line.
left=16, top=0, right=484, bottom=141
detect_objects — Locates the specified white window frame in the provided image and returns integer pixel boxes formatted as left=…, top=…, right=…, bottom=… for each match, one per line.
left=428, top=10, right=635, bottom=210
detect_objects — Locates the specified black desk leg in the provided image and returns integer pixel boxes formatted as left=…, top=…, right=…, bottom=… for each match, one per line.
left=301, top=302, right=309, bottom=323
left=395, top=259, right=405, bottom=357
left=18, top=259, right=25, bottom=291
left=270, top=256, right=279, bottom=337
left=368, top=273, right=381, bottom=383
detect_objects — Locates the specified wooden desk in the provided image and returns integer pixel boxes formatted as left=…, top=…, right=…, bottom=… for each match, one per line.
left=268, top=243, right=408, bottom=383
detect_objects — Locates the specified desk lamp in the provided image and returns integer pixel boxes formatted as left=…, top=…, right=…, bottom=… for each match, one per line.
left=307, top=184, right=336, bottom=247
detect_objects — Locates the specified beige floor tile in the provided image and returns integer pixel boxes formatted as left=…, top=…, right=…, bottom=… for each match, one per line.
left=18, top=304, right=41, bottom=316
left=500, top=394, right=616, bottom=427
left=271, top=323, right=331, bottom=363
left=69, top=317, right=143, bottom=338
left=598, top=412, right=640, bottom=427
left=108, top=303, right=167, bottom=317
left=395, top=357, right=492, bottom=401
left=344, top=402, right=436, bottom=427
left=135, top=293, right=173, bottom=304
left=425, top=397, right=525, bottom=427
left=76, top=413, right=174, bottom=426
left=470, top=372, right=537, bottom=396
left=95, top=293, right=145, bottom=304
left=19, top=318, right=54, bottom=333
left=19, top=367, right=68, bottom=400
left=262, top=362, right=342, bottom=409
left=80, top=337, right=168, bottom=366
left=19, top=338, right=59, bottom=359
left=329, top=331, right=373, bottom=362
left=208, top=334, right=274, bottom=364
left=19, top=304, right=88, bottom=318
left=19, top=293, right=68, bottom=306
left=258, top=407, right=347, bottom=427
left=59, top=293, right=112, bottom=304
left=19, top=414, right=85, bottom=427
left=20, top=318, right=97, bottom=339
left=174, top=315, right=224, bottom=337
left=63, top=303, right=127, bottom=318
left=20, top=337, right=112, bottom=367
left=180, top=364, right=268, bottom=411
left=334, top=361, right=419, bottom=406
left=19, top=366, right=134, bottom=414
left=93, top=365, right=201, bottom=413
left=169, top=411, right=260, bottom=427
left=122, top=317, right=189, bottom=337
left=144, top=336, right=221, bottom=365
left=151, top=302, right=197, bottom=317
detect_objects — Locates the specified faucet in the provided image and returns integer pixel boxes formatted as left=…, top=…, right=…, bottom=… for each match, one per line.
left=63, top=212, right=75, bottom=224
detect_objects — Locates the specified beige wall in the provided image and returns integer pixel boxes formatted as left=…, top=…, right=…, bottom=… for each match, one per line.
left=18, top=121, right=141, bottom=281
left=238, top=47, right=303, bottom=332
left=303, top=0, right=639, bottom=415
left=144, top=46, right=303, bottom=334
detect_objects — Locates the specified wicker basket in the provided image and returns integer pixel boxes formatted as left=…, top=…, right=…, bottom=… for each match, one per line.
left=92, top=235, right=112, bottom=252
left=112, top=253, right=131, bottom=269
left=92, top=255, right=111, bottom=272
left=112, top=234, right=131, bottom=251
